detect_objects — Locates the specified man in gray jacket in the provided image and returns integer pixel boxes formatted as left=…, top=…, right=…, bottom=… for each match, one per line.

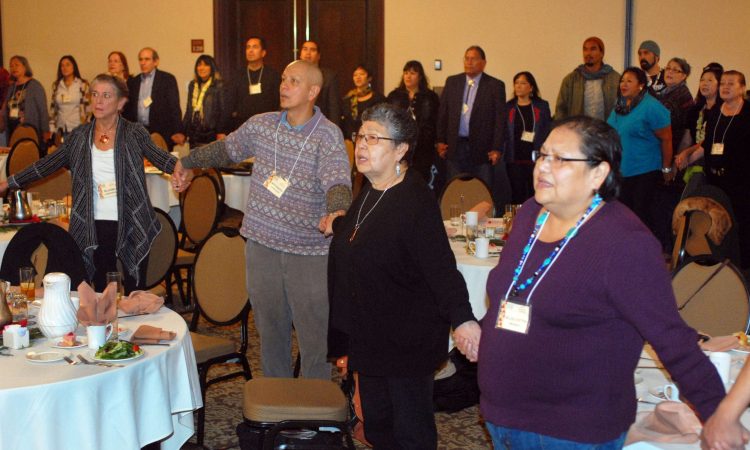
left=554, top=37, right=620, bottom=120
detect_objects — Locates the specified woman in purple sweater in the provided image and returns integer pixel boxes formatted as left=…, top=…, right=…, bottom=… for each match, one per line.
left=457, top=116, right=725, bottom=448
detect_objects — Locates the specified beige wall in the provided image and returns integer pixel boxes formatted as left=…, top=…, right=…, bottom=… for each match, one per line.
left=3, top=0, right=749, bottom=119
left=384, top=0, right=750, bottom=108
left=2, top=0, right=214, bottom=115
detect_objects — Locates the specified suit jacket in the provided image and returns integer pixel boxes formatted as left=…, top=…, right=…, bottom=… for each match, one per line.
left=124, top=69, right=182, bottom=146
left=317, top=67, right=341, bottom=129
left=437, top=72, right=506, bottom=165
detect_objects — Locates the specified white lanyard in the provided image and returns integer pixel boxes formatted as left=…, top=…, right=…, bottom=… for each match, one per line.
left=516, top=103, right=535, bottom=132
left=712, top=101, right=742, bottom=145
left=247, top=66, right=264, bottom=86
left=272, top=113, right=323, bottom=182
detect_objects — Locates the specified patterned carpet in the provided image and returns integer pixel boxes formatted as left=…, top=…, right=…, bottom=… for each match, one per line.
left=173, top=304, right=493, bottom=450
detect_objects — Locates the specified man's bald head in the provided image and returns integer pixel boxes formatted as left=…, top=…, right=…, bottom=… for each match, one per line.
left=286, top=60, right=323, bottom=87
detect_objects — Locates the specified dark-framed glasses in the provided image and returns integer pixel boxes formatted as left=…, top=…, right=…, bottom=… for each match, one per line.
left=532, top=150, right=600, bottom=167
left=352, top=133, right=397, bottom=145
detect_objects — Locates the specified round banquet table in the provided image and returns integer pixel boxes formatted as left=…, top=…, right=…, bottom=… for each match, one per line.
left=0, top=306, right=202, bottom=450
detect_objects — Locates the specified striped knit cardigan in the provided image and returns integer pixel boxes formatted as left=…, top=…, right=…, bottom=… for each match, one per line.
left=8, top=116, right=177, bottom=283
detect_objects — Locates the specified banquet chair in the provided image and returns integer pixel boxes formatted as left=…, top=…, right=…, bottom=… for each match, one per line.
left=439, top=173, right=494, bottom=220
left=150, top=132, right=169, bottom=151
left=9, top=124, right=38, bottom=147
left=345, top=139, right=355, bottom=170
left=0, top=222, right=87, bottom=287
left=144, top=208, right=178, bottom=303
left=189, top=227, right=252, bottom=447
left=6, top=138, right=40, bottom=177
left=27, top=169, right=72, bottom=200
left=238, top=377, right=355, bottom=450
left=673, top=257, right=750, bottom=336
left=173, top=173, right=223, bottom=305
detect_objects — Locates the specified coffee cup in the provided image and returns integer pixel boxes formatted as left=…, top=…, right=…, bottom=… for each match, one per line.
left=87, top=323, right=113, bottom=349
left=475, top=237, right=490, bottom=258
left=465, top=211, right=479, bottom=227
left=661, top=383, right=680, bottom=401
left=709, top=351, right=732, bottom=385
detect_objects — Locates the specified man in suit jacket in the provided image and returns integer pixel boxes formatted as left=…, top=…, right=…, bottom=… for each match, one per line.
left=123, top=47, right=181, bottom=150
left=300, top=40, right=341, bottom=129
left=437, top=46, right=506, bottom=192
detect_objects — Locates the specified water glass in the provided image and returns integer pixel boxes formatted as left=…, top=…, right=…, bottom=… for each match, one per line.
left=449, top=204, right=461, bottom=226
left=27, top=192, right=41, bottom=215
left=106, top=272, right=124, bottom=341
left=9, top=293, right=28, bottom=326
left=19, top=267, right=35, bottom=300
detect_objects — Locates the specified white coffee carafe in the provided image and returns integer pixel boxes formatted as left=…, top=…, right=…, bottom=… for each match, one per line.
left=37, top=272, right=77, bottom=339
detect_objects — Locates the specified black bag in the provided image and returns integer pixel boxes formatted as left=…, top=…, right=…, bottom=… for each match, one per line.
left=432, top=348, right=480, bottom=413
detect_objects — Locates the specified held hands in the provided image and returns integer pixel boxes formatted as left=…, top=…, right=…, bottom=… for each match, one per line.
left=488, top=150, right=501, bottom=165
left=318, top=210, right=345, bottom=237
left=171, top=133, right=186, bottom=145
left=171, top=160, right=194, bottom=193
left=0, top=181, right=8, bottom=196
left=454, top=320, right=482, bottom=362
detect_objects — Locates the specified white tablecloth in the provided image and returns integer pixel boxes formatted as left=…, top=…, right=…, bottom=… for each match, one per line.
left=145, top=171, right=251, bottom=212
left=0, top=307, right=202, bottom=450
left=625, top=349, right=750, bottom=449
left=0, top=228, right=17, bottom=264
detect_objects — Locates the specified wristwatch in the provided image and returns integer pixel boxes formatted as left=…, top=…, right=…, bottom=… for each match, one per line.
left=661, top=167, right=673, bottom=174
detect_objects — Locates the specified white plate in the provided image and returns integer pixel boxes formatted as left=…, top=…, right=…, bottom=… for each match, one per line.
left=51, top=336, right=87, bottom=349
left=26, top=350, right=70, bottom=363
left=731, top=346, right=750, bottom=354
left=91, top=348, right=144, bottom=362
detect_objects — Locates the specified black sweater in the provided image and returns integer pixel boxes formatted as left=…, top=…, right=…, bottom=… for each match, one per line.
left=328, top=170, right=475, bottom=376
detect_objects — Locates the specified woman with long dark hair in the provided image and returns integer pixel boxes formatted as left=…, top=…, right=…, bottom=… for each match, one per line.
left=386, top=60, right=439, bottom=182
left=49, top=55, right=90, bottom=137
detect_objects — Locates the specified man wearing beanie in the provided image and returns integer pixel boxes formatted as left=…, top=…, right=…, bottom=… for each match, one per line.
left=638, top=40, right=666, bottom=94
left=554, top=36, right=620, bottom=120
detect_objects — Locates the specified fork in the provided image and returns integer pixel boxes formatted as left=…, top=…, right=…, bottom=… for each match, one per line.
left=76, top=354, right=123, bottom=368
left=63, top=356, right=78, bottom=365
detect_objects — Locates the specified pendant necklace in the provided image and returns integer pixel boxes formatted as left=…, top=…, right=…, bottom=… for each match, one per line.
left=349, top=175, right=401, bottom=242
left=97, top=117, right=118, bottom=145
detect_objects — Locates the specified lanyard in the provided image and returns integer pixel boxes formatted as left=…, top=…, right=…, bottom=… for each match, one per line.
left=504, top=195, right=603, bottom=303
left=516, top=103, right=535, bottom=132
left=712, top=101, right=743, bottom=146
left=272, top=113, right=323, bottom=181
left=247, top=66, right=264, bottom=86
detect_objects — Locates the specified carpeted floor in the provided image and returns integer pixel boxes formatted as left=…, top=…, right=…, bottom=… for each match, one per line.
left=173, top=304, right=492, bottom=450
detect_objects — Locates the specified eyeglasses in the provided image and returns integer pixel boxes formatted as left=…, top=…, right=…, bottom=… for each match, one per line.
left=665, top=67, right=684, bottom=74
left=352, top=133, right=397, bottom=145
left=533, top=150, right=599, bottom=167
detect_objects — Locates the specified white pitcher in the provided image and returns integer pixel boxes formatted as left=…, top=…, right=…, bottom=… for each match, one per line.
left=37, top=272, right=77, bottom=339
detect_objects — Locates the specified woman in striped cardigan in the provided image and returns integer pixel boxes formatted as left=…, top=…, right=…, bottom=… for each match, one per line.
left=0, top=74, right=177, bottom=293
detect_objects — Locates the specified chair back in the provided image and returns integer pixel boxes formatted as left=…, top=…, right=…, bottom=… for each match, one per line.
left=345, top=139, right=355, bottom=169
left=150, top=132, right=169, bottom=151
left=9, top=125, right=38, bottom=147
left=673, top=257, right=750, bottom=335
left=6, top=138, right=40, bottom=177
left=28, top=169, right=72, bottom=200
left=145, top=208, right=178, bottom=289
left=181, top=174, right=222, bottom=246
left=192, top=228, right=248, bottom=324
left=439, top=174, right=494, bottom=220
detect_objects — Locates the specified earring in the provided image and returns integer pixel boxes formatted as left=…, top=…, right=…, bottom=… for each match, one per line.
left=395, top=163, right=401, bottom=177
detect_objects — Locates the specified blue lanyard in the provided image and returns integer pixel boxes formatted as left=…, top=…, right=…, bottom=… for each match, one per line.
left=506, top=194, right=603, bottom=300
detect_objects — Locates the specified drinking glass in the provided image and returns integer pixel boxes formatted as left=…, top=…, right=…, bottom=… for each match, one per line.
left=27, top=192, right=41, bottom=215
left=449, top=204, right=461, bottom=226
left=9, top=292, right=28, bottom=326
left=19, top=267, right=35, bottom=300
left=106, top=272, right=124, bottom=341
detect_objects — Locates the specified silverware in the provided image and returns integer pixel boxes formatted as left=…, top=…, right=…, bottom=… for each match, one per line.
left=63, top=356, right=78, bottom=365
left=76, top=354, right=123, bottom=368
left=122, top=339, right=169, bottom=346
left=118, top=313, right=149, bottom=319
left=636, top=365, right=665, bottom=370
left=637, top=397, right=659, bottom=405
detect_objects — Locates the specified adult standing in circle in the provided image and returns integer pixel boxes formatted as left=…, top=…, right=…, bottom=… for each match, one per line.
left=4, top=55, right=49, bottom=144
left=107, top=51, right=131, bottom=82
left=342, top=64, right=385, bottom=143
left=49, top=55, right=90, bottom=138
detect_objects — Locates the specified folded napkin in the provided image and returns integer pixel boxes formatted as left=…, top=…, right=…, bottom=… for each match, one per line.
left=132, top=325, right=176, bottom=344
left=76, top=281, right=117, bottom=326
left=625, top=401, right=701, bottom=445
left=700, top=335, right=740, bottom=352
left=119, top=291, right=164, bottom=314
left=445, top=226, right=458, bottom=237
left=469, top=201, right=493, bottom=221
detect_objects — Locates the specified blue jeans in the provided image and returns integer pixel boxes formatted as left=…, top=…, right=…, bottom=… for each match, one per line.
left=485, top=423, right=627, bottom=450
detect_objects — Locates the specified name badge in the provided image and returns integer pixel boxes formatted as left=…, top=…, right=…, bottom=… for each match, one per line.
left=462, top=104, right=469, bottom=114
left=9, top=108, right=19, bottom=119
left=711, top=143, right=725, bottom=155
left=495, top=299, right=531, bottom=334
left=521, top=131, right=535, bottom=143
left=264, top=174, right=289, bottom=198
left=61, top=94, right=71, bottom=103
left=249, top=83, right=262, bottom=95
left=98, top=181, right=117, bottom=199
left=143, top=96, right=153, bottom=108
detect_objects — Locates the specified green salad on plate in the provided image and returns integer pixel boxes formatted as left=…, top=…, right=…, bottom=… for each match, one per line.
left=94, top=341, right=143, bottom=360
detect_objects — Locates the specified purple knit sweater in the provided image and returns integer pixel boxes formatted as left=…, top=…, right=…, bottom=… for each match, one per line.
left=478, top=199, right=725, bottom=443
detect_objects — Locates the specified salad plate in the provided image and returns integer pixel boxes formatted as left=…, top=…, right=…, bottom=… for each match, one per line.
left=26, top=350, right=70, bottom=363
left=92, top=340, right=144, bottom=362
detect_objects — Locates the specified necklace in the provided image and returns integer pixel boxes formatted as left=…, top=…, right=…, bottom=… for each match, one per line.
left=349, top=175, right=401, bottom=242
left=97, top=118, right=118, bottom=145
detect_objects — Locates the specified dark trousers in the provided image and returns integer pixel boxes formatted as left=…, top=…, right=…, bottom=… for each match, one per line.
left=446, top=139, right=493, bottom=188
left=92, top=221, right=147, bottom=294
left=620, top=171, right=660, bottom=237
left=507, top=162, right=535, bottom=205
left=358, top=373, right=437, bottom=450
